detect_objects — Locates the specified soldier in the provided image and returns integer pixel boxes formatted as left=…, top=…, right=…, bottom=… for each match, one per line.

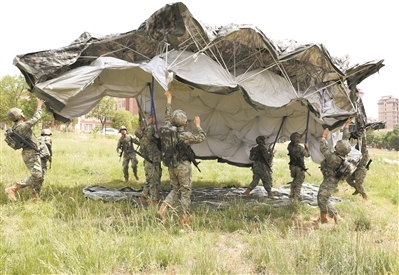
left=317, top=128, right=350, bottom=224
left=135, top=116, right=163, bottom=207
left=287, top=130, right=310, bottom=203
left=346, top=132, right=369, bottom=200
left=5, top=98, right=46, bottom=201
left=243, top=135, right=274, bottom=197
left=156, top=90, right=206, bottom=226
left=116, top=125, right=139, bottom=183
left=37, top=129, right=53, bottom=186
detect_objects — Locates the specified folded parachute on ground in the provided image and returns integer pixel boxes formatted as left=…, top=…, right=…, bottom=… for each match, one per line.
left=13, top=2, right=384, bottom=166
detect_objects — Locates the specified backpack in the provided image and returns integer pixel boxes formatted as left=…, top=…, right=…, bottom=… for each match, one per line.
left=249, top=146, right=259, bottom=161
left=37, top=136, right=51, bottom=160
left=4, top=128, right=23, bottom=150
left=159, top=124, right=180, bottom=168
left=335, top=155, right=358, bottom=180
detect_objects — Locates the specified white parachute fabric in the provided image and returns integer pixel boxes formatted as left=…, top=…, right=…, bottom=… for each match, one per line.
left=12, top=1, right=384, bottom=167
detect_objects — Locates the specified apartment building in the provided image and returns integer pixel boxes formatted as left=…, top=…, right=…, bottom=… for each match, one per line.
left=378, top=95, right=399, bottom=130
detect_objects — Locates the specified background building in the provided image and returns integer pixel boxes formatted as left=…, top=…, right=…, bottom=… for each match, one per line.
left=77, top=98, right=139, bottom=133
left=378, top=95, right=399, bottom=130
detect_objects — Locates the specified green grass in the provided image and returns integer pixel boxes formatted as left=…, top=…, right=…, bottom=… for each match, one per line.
left=1, top=130, right=398, bottom=274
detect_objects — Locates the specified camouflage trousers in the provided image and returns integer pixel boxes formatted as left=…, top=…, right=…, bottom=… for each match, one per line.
left=164, top=160, right=192, bottom=214
left=317, top=176, right=340, bottom=217
left=248, top=162, right=273, bottom=192
left=17, top=149, right=43, bottom=194
left=122, top=156, right=138, bottom=180
left=290, top=165, right=306, bottom=197
left=346, top=167, right=367, bottom=195
left=142, top=161, right=162, bottom=201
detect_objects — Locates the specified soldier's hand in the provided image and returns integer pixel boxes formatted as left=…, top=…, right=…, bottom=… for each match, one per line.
left=193, top=116, right=201, bottom=128
left=301, top=129, right=308, bottom=137
left=322, top=128, right=329, bottom=139
left=37, top=98, right=46, bottom=108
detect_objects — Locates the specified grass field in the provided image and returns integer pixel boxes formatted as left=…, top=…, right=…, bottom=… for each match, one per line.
left=1, top=131, right=398, bottom=274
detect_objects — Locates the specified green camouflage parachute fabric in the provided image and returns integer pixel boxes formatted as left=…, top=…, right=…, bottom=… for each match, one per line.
left=13, top=1, right=384, bottom=167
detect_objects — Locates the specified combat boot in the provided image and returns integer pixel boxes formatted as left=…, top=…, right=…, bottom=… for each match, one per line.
left=140, top=196, right=148, bottom=206
left=156, top=203, right=169, bottom=222
left=361, top=193, right=368, bottom=200
left=293, top=195, right=299, bottom=203
left=5, top=184, right=20, bottom=202
left=32, top=192, right=40, bottom=201
left=124, top=177, right=129, bottom=183
left=320, top=212, right=328, bottom=224
left=333, top=213, right=344, bottom=224
left=289, top=185, right=294, bottom=198
left=243, top=188, right=252, bottom=196
left=267, top=191, right=274, bottom=198
left=179, top=214, right=189, bottom=226
left=150, top=200, right=158, bottom=206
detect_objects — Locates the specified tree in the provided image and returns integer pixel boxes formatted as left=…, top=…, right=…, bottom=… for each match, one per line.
left=89, top=96, right=116, bottom=131
left=0, top=75, right=28, bottom=125
left=112, top=109, right=135, bottom=133
left=388, top=134, right=399, bottom=151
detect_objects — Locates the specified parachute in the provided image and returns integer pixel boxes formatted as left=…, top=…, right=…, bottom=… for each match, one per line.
left=12, top=2, right=384, bottom=167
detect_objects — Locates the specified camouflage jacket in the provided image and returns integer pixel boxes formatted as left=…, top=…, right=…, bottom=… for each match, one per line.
left=358, top=136, right=369, bottom=167
left=255, top=144, right=273, bottom=169
left=320, top=139, right=344, bottom=177
left=117, top=134, right=139, bottom=157
left=139, top=123, right=162, bottom=163
left=165, top=103, right=206, bottom=146
left=287, top=142, right=309, bottom=168
left=13, top=107, right=42, bottom=150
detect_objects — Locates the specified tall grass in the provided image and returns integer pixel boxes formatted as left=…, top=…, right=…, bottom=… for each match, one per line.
left=1, top=130, right=398, bottom=274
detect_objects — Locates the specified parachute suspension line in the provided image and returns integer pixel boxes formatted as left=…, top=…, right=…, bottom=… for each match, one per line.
left=238, top=62, right=278, bottom=83
left=305, top=108, right=310, bottom=144
left=185, top=25, right=203, bottom=52
left=271, top=116, right=287, bottom=152
left=149, top=76, right=158, bottom=131
left=233, top=41, right=236, bottom=78
left=98, top=42, right=152, bottom=61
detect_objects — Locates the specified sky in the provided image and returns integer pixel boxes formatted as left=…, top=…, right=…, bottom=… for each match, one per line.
left=0, top=0, right=398, bottom=119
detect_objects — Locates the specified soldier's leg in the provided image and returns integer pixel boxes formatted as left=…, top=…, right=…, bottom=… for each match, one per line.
left=122, top=157, right=129, bottom=182
left=20, top=151, right=43, bottom=198
left=131, top=156, right=139, bottom=180
left=261, top=171, right=274, bottom=197
left=354, top=168, right=368, bottom=199
left=293, top=167, right=305, bottom=198
left=346, top=173, right=357, bottom=194
left=163, top=166, right=180, bottom=208
left=141, top=161, right=151, bottom=204
left=176, top=161, right=192, bottom=214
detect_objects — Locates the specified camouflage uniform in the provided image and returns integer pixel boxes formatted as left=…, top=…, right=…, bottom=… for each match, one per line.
left=288, top=141, right=310, bottom=197
left=163, top=103, right=206, bottom=214
left=14, top=108, right=44, bottom=194
left=346, top=136, right=368, bottom=197
left=117, top=134, right=139, bottom=181
left=37, top=133, right=52, bottom=183
left=248, top=144, right=274, bottom=193
left=317, top=139, right=347, bottom=217
left=139, top=123, right=162, bottom=202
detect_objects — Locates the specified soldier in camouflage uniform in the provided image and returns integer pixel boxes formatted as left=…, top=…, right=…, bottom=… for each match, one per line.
left=287, top=130, right=310, bottom=203
left=156, top=90, right=206, bottom=225
left=37, top=129, right=53, bottom=186
left=117, top=126, right=140, bottom=183
left=135, top=116, right=163, bottom=206
left=243, top=135, right=274, bottom=197
left=346, top=133, right=369, bottom=200
left=5, top=98, right=46, bottom=201
left=317, top=127, right=351, bottom=224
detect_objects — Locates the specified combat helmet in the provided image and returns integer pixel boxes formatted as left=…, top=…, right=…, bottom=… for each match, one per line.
left=290, top=132, right=301, bottom=143
left=335, top=140, right=351, bottom=156
left=119, top=125, right=127, bottom=133
left=256, top=135, right=266, bottom=145
left=41, top=129, right=52, bottom=136
left=7, top=107, right=24, bottom=122
left=171, top=109, right=187, bottom=127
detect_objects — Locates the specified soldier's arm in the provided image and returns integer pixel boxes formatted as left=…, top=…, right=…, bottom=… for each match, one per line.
left=25, top=98, right=45, bottom=127
left=342, top=117, right=352, bottom=140
left=320, top=128, right=330, bottom=157
left=164, top=90, right=172, bottom=124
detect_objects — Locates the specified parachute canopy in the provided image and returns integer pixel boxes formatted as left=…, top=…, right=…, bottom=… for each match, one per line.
left=13, top=2, right=384, bottom=166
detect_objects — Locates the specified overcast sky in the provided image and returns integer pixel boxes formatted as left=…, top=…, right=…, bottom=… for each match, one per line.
left=1, top=0, right=397, bottom=118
